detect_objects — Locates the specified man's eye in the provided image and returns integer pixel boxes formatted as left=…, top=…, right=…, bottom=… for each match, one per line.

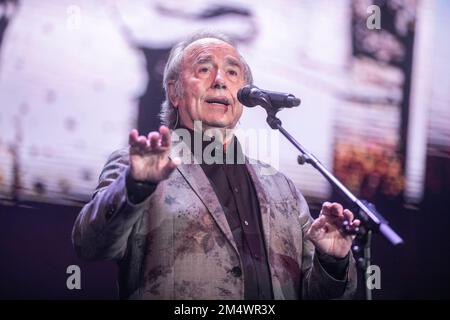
left=199, top=67, right=210, bottom=73
left=228, top=69, right=238, bottom=76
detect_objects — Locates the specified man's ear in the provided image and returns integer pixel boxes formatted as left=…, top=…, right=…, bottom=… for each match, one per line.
left=168, top=81, right=180, bottom=107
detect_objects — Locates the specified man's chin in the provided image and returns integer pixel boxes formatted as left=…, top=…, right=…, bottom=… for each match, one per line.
left=200, top=117, right=235, bottom=129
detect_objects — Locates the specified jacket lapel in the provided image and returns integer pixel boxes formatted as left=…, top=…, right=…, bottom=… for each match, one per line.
left=246, top=161, right=280, bottom=297
left=176, top=163, right=239, bottom=254
left=169, top=133, right=271, bottom=263
left=245, top=161, right=271, bottom=255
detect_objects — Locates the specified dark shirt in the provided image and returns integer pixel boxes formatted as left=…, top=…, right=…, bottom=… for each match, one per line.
left=198, top=134, right=273, bottom=300
left=125, top=128, right=349, bottom=299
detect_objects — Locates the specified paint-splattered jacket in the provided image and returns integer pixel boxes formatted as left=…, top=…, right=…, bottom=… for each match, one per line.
left=72, top=147, right=357, bottom=299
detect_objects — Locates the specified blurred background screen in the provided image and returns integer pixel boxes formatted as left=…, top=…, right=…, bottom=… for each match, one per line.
left=0, top=0, right=449, bottom=299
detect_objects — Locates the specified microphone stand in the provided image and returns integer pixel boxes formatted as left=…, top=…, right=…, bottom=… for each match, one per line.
left=261, top=102, right=404, bottom=300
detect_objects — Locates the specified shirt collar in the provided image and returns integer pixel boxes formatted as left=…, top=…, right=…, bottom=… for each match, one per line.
left=175, top=125, right=245, bottom=165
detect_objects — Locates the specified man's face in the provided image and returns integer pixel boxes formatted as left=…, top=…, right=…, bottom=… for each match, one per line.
left=171, top=38, right=246, bottom=130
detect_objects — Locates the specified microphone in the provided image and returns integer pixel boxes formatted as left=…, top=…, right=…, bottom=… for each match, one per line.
left=237, top=85, right=301, bottom=108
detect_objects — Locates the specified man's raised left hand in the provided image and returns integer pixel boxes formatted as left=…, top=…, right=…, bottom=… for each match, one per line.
left=306, top=202, right=361, bottom=258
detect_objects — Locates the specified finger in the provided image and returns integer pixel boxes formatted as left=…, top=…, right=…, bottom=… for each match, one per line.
left=308, top=215, right=327, bottom=235
left=171, top=157, right=182, bottom=166
left=343, top=209, right=354, bottom=222
left=322, top=214, right=347, bottom=232
left=343, top=219, right=361, bottom=237
left=159, top=125, right=172, bottom=148
left=148, top=131, right=160, bottom=149
left=319, top=201, right=333, bottom=216
left=161, top=157, right=181, bottom=177
left=321, top=202, right=344, bottom=218
left=352, top=219, right=361, bottom=227
left=136, top=135, right=149, bottom=148
left=328, top=202, right=344, bottom=218
left=129, top=129, right=139, bottom=146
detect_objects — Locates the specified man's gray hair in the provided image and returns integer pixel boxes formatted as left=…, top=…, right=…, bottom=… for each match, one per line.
left=159, top=31, right=254, bottom=128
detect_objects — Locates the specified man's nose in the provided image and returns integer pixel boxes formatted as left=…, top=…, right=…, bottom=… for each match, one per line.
left=212, top=70, right=227, bottom=90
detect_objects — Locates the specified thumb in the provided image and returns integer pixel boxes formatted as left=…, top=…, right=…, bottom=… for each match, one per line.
left=161, top=157, right=181, bottom=177
left=306, top=215, right=327, bottom=240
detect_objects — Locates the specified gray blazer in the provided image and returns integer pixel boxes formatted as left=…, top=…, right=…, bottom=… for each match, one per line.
left=72, top=147, right=357, bottom=299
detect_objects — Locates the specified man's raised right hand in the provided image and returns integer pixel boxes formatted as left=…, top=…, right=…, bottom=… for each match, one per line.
left=128, top=126, right=180, bottom=184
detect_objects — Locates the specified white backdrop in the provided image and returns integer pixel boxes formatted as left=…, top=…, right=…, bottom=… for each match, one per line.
left=1, top=0, right=446, bottom=205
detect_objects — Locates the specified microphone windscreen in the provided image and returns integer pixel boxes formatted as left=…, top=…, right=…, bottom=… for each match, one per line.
left=237, top=85, right=257, bottom=107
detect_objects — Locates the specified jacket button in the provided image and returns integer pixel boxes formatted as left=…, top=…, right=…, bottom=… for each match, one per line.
left=231, top=266, right=242, bottom=277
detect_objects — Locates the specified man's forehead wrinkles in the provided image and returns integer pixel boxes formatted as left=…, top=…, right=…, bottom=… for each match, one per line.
left=185, top=44, right=214, bottom=61
left=186, top=51, right=242, bottom=69
left=184, top=41, right=239, bottom=61
left=194, top=54, right=214, bottom=64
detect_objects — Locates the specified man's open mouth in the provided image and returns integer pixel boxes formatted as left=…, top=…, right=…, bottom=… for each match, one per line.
left=205, top=98, right=230, bottom=106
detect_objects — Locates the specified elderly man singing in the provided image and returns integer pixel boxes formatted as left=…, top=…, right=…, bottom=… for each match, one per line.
left=72, top=31, right=360, bottom=300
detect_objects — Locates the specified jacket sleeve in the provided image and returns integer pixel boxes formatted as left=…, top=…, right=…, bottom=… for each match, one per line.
left=72, top=148, right=150, bottom=261
left=288, top=180, right=358, bottom=299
